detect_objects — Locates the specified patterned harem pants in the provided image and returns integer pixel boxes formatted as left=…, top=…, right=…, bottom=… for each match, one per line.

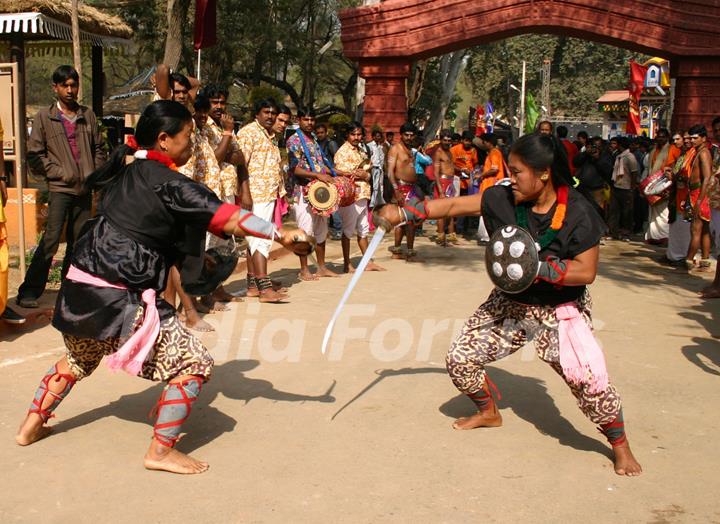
left=63, top=316, right=214, bottom=382
left=446, top=289, right=621, bottom=425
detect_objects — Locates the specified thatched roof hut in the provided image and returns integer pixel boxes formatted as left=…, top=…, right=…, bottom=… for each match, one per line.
left=0, top=0, right=132, bottom=42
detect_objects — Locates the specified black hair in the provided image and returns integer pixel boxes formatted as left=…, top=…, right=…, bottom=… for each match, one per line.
left=689, top=124, right=707, bottom=137
left=169, top=72, right=191, bottom=91
left=461, top=130, right=474, bottom=141
left=315, top=123, right=328, bottom=131
left=297, top=107, right=316, bottom=118
left=194, top=95, right=211, bottom=113
left=656, top=128, right=670, bottom=138
left=479, top=132, right=497, bottom=146
left=612, top=136, right=629, bottom=149
left=85, top=100, right=192, bottom=191
left=451, top=133, right=461, bottom=141
left=400, top=122, right=417, bottom=134
left=536, top=120, right=553, bottom=132
left=345, top=120, right=364, bottom=135
left=254, top=98, right=278, bottom=116
left=200, top=83, right=229, bottom=100
left=509, top=133, right=572, bottom=188
left=52, top=65, right=79, bottom=84
left=440, top=129, right=453, bottom=139
left=556, top=125, right=569, bottom=138
left=712, top=116, right=720, bottom=128
left=577, top=130, right=589, bottom=140
left=277, top=104, right=292, bottom=116
left=386, top=131, right=395, bottom=138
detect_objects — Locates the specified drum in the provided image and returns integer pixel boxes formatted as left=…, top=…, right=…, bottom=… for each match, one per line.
left=307, top=177, right=356, bottom=216
left=336, top=176, right=357, bottom=208
left=640, top=170, right=672, bottom=205
left=485, top=226, right=540, bottom=294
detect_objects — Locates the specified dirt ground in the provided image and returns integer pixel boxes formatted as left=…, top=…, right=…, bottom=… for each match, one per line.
left=1, top=234, right=719, bottom=523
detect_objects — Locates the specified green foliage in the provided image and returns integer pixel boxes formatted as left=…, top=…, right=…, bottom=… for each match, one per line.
left=466, top=35, right=649, bottom=118
left=327, top=113, right=352, bottom=131
left=247, top=86, right=285, bottom=109
left=409, top=57, right=462, bottom=127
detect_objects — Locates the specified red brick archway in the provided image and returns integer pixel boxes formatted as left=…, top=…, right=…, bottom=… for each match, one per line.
left=340, top=0, right=720, bottom=135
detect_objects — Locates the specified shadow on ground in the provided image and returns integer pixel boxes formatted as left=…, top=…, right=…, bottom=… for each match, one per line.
left=439, top=367, right=610, bottom=458
left=330, top=365, right=609, bottom=458
left=49, top=359, right=335, bottom=453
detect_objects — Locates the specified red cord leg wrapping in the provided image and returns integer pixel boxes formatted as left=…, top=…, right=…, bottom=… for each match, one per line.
left=151, top=377, right=203, bottom=447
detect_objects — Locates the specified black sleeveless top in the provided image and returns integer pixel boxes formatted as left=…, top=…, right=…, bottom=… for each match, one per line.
left=482, top=185, right=606, bottom=306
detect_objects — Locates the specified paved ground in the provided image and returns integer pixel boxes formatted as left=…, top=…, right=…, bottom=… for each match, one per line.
left=1, top=234, right=719, bottom=523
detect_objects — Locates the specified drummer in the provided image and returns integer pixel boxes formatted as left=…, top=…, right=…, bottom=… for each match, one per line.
left=376, top=133, right=642, bottom=476
left=333, top=121, right=385, bottom=273
left=287, top=108, right=340, bottom=280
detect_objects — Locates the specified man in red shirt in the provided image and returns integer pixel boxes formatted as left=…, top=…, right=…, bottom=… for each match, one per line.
left=557, top=125, right=578, bottom=176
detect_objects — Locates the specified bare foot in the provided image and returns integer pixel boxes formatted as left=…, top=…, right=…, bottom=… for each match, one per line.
left=16, top=414, right=53, bottom=446
left=612, top=443, right=642, bottom=476
left=200, top=295, right=229, bottom=312
left=452, top=410, right=503, bottom=430
left=366, top=261, right=386, bottom=271
left=343, top=263, right=356, bottom=274
left=298, top=271, right=319, bottom=282
left=259, top=289, right=289, bottom=303
left=183, top=316, right=214, bottom=333
left=317, top=266, right=340, bottom=278
left=699, top=286, right=720, bottom=299
left=213, top=289, right=243, bottom=303
left=144, top=442, right=209, bottom=475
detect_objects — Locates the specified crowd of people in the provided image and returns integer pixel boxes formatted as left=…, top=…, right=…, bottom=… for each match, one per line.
left=5, top=62, right=720, bottom=478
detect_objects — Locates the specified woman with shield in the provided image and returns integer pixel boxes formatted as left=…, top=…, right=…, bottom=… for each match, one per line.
left=376, top=133, right=642, bottom=476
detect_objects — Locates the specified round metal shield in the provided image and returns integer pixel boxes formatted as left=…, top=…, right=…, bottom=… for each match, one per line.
left=485, top=225, right=540, bottom=294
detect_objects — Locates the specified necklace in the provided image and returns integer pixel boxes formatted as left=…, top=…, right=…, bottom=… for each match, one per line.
left=515, top=185, right=568, bottom=249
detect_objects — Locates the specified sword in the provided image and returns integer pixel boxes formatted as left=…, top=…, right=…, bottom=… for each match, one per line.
left=321, top=215, right=393, bottom=354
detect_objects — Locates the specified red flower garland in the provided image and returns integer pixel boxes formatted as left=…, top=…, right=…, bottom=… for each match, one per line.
left=128, top=135, right=178, bottom=171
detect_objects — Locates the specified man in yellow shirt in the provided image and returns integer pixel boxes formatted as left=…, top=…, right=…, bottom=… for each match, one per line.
left=0, top=119, right=26, bottom=323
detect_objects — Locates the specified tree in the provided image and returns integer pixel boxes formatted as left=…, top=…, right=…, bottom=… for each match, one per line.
left=408, top=52, right=465, bottom=141
left=465, top=35, right=648, bottom=120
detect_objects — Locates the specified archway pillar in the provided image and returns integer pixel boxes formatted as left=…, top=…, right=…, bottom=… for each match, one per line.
left=359, top=59, right=410, bottom=136
left=672, top=57, right=720, bottom=131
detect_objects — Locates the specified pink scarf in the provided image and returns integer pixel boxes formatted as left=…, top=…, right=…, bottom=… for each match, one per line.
left=273, top=195, right=289, bottom=229
left=556, top=303, right=608, bottom=394
left=66, top=265, right=159, bottom=376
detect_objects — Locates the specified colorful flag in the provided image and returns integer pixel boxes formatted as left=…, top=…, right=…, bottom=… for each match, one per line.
left=475, top=103, right=486, bottom=136
left=626, top=60, right=648, bottom=135
left=485, top=102, right=494, bottom=133
left=524, top=93, right=539, bottom=134
left=194, top=0, right=217, bottom=51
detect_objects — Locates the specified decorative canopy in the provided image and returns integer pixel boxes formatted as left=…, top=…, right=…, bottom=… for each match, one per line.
left=0, top=0, right=132, bottom=46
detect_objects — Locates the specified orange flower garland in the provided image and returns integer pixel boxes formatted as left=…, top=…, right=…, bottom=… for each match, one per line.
left=515, top=184, right=568, bottom=249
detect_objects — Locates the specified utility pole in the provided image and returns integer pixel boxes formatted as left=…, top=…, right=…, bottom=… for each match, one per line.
left=71, top=0, right=83, bottom=102
left=541, top=58, right=551, bottom=119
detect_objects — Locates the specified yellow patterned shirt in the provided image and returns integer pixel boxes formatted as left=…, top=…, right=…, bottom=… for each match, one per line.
left=204, top=117, right=240, bottom=199
left=179, top=124, right=222, bottom=198
left=333, top=141, right=371, bottom=201
left=236, top=120, right=284, bottom=204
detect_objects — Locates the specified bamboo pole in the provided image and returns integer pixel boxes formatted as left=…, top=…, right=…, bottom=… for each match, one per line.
left=71, top=0, right=83, bottom=102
